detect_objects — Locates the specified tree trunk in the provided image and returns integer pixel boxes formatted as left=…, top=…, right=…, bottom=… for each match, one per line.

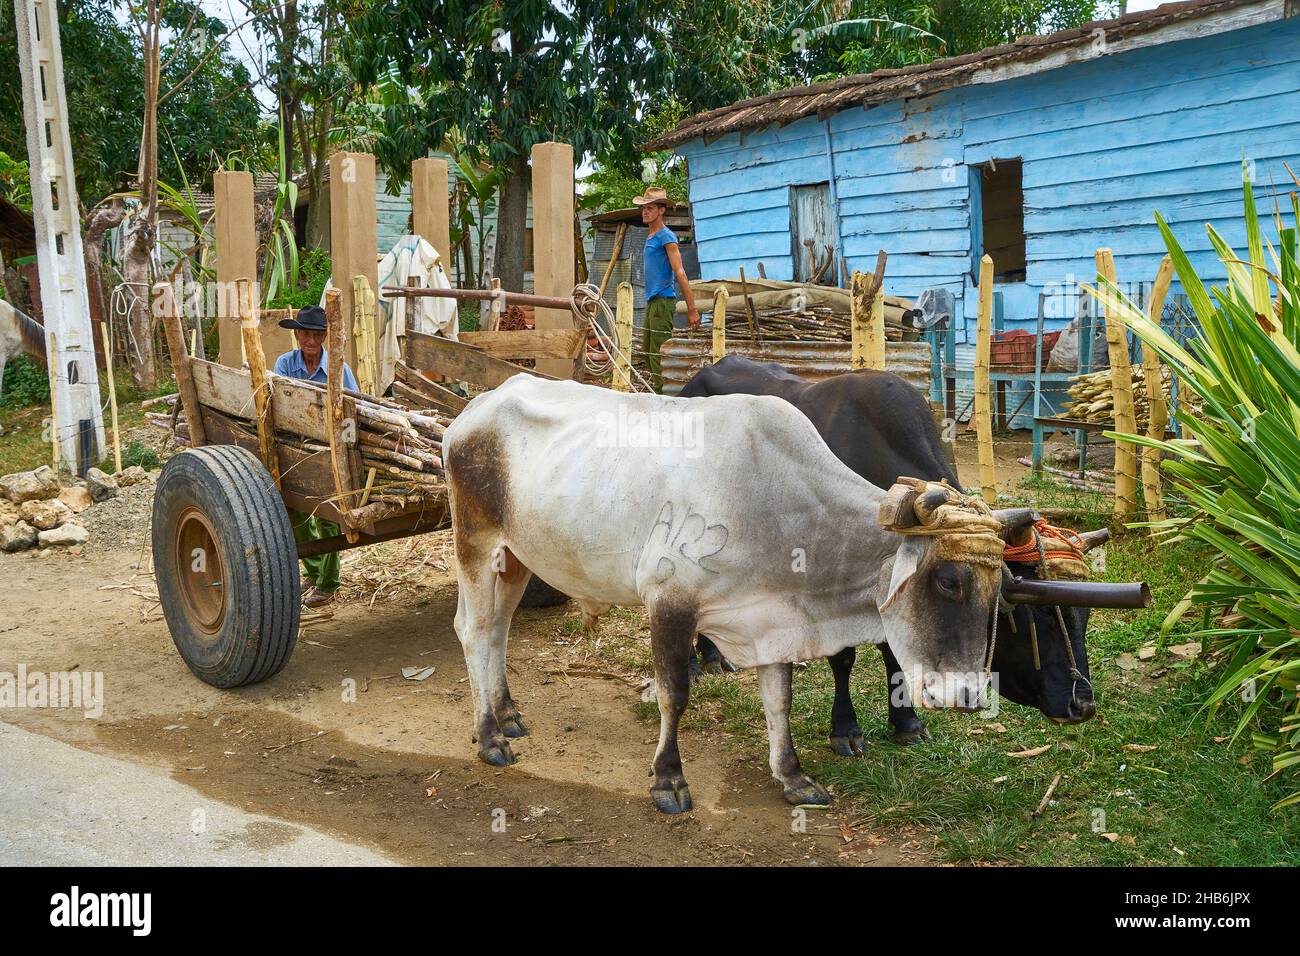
left=122, top=219, right=157, bottom=389
left=126, top=0, right=161, bottom=391
left=83, top=198, right=126, bottom=370
left=496, top=151, right=529, bottom=294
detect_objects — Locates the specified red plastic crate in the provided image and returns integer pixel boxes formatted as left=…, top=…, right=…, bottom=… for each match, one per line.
left=990, top=330, right=1060, bottom=372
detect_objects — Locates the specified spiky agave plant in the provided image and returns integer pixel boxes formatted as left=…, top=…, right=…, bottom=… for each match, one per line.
left=1087, top=161, right=1300, bottom=809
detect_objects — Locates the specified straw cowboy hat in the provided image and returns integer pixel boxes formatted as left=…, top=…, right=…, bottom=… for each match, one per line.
left=632, top=186, right=676, bottom=209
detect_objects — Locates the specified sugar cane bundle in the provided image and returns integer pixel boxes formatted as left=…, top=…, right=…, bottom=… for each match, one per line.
left=1062, top=366, right=1201, bottom=430
left=144, top=378, right=452, bottom=492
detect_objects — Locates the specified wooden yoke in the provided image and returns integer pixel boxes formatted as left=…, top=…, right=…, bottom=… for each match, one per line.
left=324, top=289, right=361, bottom=540
left=237, top=277, right=281, bottom=485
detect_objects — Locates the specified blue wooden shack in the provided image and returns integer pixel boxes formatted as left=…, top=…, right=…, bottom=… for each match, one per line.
left=646, top=0, right=1300, bottom=418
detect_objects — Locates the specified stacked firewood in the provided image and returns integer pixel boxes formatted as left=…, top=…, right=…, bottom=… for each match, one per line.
left=1062, top=366, right=1200, bottom=429
left=677, top=279, right=921, bottom=344
left=145, top=381, right=451, bottom=499
left=681, top=306, right=912, bottom=343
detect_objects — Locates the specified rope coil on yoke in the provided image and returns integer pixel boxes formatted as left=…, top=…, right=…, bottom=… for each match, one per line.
left=1003, top=518, right=1090, bottom=581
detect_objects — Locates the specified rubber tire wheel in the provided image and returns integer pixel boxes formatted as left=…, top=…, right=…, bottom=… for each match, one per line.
left=518, top=575, right=570, bottom=609
left=152, top=445, right=301, bottom=687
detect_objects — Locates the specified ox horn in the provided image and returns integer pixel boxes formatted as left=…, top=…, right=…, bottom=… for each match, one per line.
left=993, top=507, right=1039, bottom=546
left=1077, top=528, right=1110, bottom=552
left=915, top=486, right=953, bottom=523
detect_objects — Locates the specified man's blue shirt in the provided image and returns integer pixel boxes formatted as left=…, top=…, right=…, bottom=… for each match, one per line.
left=273, top=348, right=359, bottom=392
left=643, top=226, right=679, bottom=300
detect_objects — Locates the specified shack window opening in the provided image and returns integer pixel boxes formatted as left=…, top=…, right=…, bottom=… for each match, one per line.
left=978, top=159, right=1026, bottom=283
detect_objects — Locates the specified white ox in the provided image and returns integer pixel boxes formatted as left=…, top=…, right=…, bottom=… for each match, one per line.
left=444, top=376, right=1005, bottom=813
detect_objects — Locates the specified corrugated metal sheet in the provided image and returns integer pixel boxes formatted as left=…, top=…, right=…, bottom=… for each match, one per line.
left=660, top=339, right=931, bottom=396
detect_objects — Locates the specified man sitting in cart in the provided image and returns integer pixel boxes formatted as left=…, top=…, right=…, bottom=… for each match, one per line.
left=273, top=305, right=359, bottom=609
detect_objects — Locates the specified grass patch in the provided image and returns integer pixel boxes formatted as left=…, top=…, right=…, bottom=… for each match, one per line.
left=0, top=364, right=162, bottom=476
left=814, top=531, right=1300, bottom=864
left=608, top=490, right=1300, bottom=865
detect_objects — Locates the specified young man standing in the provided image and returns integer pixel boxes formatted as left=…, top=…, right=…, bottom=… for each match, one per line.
left=633, top=187, right=700, bottom=391
left=272, top=305, right=360, bottom=608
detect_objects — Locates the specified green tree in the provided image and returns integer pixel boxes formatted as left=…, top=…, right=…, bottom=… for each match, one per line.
left=832, top=1, right=1108, bottom=76
left=344, top=0, right=676, bottom=295
left=0, top=0, right=264, bottom=204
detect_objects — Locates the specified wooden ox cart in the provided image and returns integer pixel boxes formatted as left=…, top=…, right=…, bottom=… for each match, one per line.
left=150, top=281, right=588, bottom=688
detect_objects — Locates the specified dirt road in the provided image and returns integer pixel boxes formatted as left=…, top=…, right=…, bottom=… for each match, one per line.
left=0, top=537, right=927, bottom=866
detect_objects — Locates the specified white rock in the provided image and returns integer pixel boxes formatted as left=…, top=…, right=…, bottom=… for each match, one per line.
left=38, top=523, right=90, bottom=548
left=0, top=465, right=61, bottom=504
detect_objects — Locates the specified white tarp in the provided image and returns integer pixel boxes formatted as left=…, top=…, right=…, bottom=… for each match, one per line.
left=375, top=235, right=457, bottom=390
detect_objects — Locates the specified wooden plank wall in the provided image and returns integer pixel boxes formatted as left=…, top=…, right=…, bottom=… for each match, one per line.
left=679, top=18, right=1300, bottom=337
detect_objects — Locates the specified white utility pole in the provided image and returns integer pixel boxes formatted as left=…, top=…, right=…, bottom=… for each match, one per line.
left=14, top=0, right=106, bottom=471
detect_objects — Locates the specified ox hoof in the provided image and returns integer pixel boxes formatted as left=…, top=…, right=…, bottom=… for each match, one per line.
left=499, top=713, right=530, bottom=738
left=478, top=739, right=517, bottom=767
left=783, top=777, right=832, bottom=807
left=892, top=723, right=931, bottom=746
left=650, top=782, right=693, bottom=815
left=829, top=732, right=866, bottom=757
left=687, top=655, right=705, bottom=684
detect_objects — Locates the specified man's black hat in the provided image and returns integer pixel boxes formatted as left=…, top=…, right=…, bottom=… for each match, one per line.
left=278, top=305, right=328, bottom=331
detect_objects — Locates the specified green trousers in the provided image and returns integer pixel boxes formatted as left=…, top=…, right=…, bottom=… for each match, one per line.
left=292, top=511, right=341, bottom=592
left=642, top=296, right=676, bottom=393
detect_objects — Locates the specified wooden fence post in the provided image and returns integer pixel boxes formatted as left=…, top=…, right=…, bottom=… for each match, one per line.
left=851, top=251, right=888, bottom=370
left=1096, top=248, right=1137, bottom=522
left=975, top=254, right=997, bottom=503
left=329, top=151, right=379, bottom=371
left=214, top=170, right=256, bottom=367
left=100, top=321, right=121, bottom=471
left=411, top=157, right=451, bottom=267
left=1142, top=254, right=1174, bottom=528
left=711, top=286, right=728, bottom=363
left=531, top=142, right=577, bottom=378
left=614, top=281, right=633, bottom=391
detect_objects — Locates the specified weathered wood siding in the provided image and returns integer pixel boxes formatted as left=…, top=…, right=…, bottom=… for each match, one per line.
left=680, top=17, right=1300, bottom=341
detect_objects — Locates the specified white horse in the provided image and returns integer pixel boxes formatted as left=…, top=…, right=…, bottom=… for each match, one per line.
left=0, top=299, right=47, bottom=396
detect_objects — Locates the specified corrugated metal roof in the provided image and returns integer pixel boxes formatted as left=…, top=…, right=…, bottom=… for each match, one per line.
left=644, top=0, right=1274, bottom=151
